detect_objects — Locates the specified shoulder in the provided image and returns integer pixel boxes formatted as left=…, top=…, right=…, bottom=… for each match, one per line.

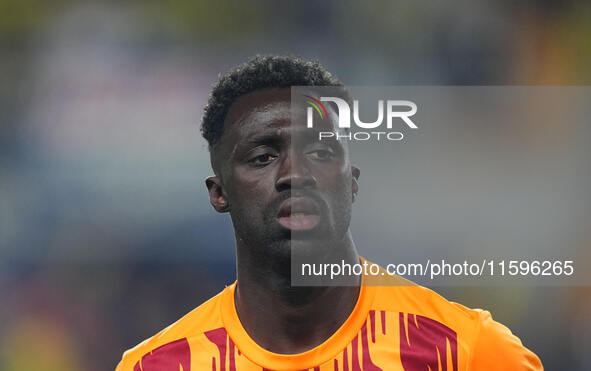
left=468, top=309, right=543, bottom=370
left=364, top=262, right=481, bottom=328
left=115, top=284, right=230, bottom=371
left=368, top=276, right=543, bottom=370
left=372, top=280, right=483, bottom=336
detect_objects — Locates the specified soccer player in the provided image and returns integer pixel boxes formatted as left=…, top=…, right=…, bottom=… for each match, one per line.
left=116, top=56, right=543, bottom=370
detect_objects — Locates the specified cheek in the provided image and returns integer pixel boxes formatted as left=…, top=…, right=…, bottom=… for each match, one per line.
left=318, top=171, right=353, bottom=219
left=317, top=165, right=351, bottom=192
left=229, top=169, right=275, bottom=209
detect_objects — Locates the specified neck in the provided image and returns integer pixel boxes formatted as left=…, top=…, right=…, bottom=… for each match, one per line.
left=234, top=231, right=361, bottom=354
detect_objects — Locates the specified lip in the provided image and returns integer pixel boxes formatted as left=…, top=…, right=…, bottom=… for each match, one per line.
left=276, top=197, right=321, bottom=231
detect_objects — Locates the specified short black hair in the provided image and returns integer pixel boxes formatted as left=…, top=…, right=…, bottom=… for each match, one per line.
left=201, top=55, right=343, bottom=149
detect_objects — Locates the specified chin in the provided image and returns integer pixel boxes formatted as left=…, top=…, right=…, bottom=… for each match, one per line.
left=288, top=238, right=340, bottom=258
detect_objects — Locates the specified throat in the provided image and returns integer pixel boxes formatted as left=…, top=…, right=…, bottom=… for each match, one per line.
left=233, top=230, right=362, bottom=353
left=234, top=282, right=360, bottom=354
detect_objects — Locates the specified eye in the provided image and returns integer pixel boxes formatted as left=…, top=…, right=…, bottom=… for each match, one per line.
left=307, top=149, right=334, bottom=161
left=250, top=153, right=277, bottom=166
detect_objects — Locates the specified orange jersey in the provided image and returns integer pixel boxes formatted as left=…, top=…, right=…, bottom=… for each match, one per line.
left=116, top=267, right=542, bottom=371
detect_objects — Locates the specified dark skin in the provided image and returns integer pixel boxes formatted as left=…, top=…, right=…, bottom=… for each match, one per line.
left=205, top=88, right=361, bottom=354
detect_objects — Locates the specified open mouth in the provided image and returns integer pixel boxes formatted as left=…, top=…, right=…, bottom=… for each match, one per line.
left=277, top=197, right=321, bottom=231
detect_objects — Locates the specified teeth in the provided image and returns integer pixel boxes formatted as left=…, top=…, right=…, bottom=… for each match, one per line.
left=290, top=213, right=306, bottom=218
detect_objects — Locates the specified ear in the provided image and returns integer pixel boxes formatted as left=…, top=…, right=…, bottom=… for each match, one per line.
left=206, top=176, right=230, bottom=213
left=351, top=166, right=360, bottom=203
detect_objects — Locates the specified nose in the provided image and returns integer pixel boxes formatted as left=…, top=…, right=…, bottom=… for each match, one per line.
left=275, top=150, right=317, bottom=192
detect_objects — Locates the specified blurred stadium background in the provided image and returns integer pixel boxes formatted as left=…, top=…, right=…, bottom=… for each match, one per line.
left=0, top=1, right=590, bottom=370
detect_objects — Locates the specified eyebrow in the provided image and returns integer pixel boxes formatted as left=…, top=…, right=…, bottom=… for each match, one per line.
left=245, top=127, right=346, bottom=146
left=245, top=132, right=286, bottom=146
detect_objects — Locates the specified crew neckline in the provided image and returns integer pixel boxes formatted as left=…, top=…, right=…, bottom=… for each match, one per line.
left=219, top=272, right=376, bottom=370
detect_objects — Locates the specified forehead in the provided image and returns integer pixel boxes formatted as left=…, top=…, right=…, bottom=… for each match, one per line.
left=222, top=87, right=339, bottom=141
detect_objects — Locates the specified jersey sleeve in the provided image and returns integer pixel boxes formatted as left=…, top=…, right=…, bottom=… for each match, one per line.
left=469, top=310, right=543, bottom=370
left=114, top=350, right=137, bottom=371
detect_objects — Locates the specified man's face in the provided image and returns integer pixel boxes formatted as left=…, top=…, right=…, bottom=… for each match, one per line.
left=207, top=88, right=359, bottom=257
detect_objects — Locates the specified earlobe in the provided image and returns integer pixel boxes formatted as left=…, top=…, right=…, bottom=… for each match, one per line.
left=351, top=166, right=360, bottom=202
left=205, top=176, right=230, bottom=213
